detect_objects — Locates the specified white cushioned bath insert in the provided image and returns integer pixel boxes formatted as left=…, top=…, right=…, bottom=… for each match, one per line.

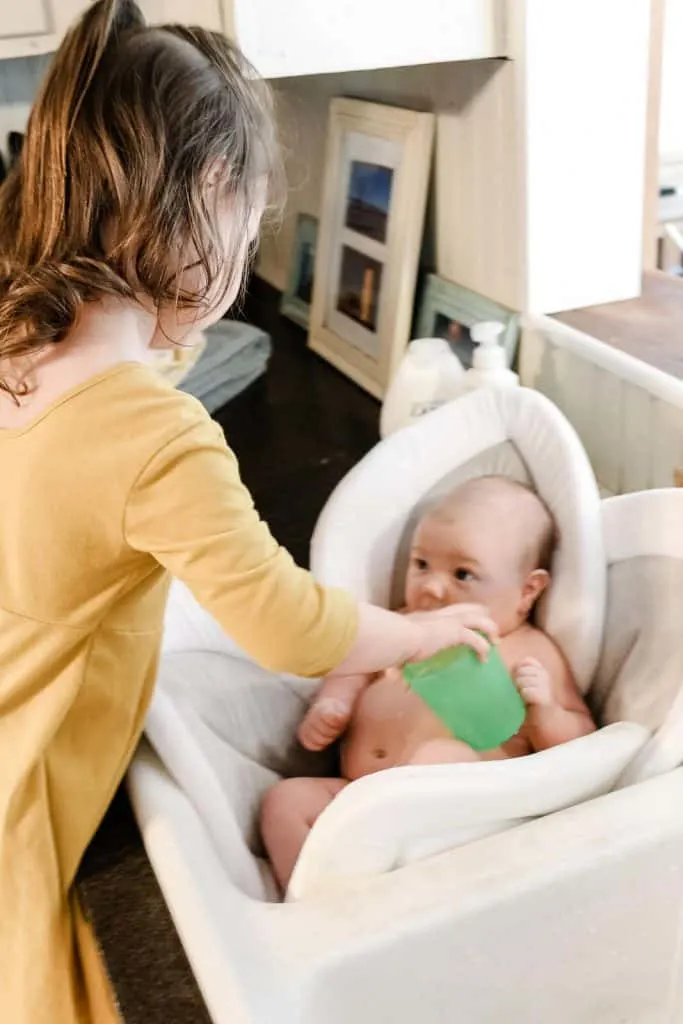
left=287, top=722, right=649, bottom=900
left=592, top=489, right=683, bottom=787
left=312, top=386, right=605, bottom=690
left=150, top=580, right=335, bottom=899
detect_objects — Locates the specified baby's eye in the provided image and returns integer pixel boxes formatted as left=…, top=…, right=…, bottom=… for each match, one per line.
left=414, top=558, right=429, bottom=571
left=454, top=568, right=474, bottom=582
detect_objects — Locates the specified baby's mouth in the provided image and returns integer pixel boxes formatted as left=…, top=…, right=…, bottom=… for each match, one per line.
left=415, top=596, right=451, bottom=612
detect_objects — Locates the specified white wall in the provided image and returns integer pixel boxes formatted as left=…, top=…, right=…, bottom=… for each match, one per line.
left=660, top=0, right=683, bottom=163
left=521, top=0, right=650, bottom=312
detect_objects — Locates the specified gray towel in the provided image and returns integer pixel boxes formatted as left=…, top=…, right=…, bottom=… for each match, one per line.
left=179, top=319, right=272, bottom=413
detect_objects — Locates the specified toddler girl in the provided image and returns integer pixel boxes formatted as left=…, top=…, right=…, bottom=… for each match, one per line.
left=0, top=3, right=494, bottom=1020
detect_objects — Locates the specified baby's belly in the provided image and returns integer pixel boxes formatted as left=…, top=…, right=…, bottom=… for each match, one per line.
left=340, top=668, right=453, bottom=781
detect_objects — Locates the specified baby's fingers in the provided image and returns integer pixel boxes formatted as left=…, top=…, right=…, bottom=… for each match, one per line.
left=452, top=605, right=499, bottom=643
left=515, top=666, right=539, bottom=682
left=516, top=656, right=541, bottom=671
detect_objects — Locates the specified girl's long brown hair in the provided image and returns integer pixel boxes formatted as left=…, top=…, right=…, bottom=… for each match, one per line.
left=0, top=0, right=282, bottom=398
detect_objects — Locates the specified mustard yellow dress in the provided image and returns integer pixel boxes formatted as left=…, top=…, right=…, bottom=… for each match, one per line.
left=0, top=363, right=357, bottom=1023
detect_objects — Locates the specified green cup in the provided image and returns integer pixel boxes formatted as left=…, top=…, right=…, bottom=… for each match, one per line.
left=402, top=644, right=526, bottom=752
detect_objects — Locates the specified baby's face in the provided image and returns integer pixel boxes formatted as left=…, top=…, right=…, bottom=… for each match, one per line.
left=404, top=503, right=544, bottom=635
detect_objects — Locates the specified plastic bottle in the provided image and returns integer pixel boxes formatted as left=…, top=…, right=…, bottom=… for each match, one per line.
left=461, top=321, right=519, bottom=392
left=379, top=337, right=465, bottom=438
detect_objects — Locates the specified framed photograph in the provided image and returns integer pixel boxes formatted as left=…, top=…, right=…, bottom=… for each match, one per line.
left=281, top=213, right=318, bottom=328
left=308, top=98, right=435, bottom=399
left=416, top=274, right=520, bottom=370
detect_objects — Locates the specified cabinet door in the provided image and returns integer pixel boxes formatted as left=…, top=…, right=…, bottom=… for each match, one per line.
left=138, top=0, right=223, bottom=30
left=1, top=0, right=51, bottom=37
left=231, top=0, right=506, bottom=78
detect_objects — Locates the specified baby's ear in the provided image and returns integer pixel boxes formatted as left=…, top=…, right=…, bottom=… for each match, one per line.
left=521, top=569, right=550, bottom=614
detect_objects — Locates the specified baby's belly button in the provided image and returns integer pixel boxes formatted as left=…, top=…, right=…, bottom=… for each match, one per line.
left=341, top=737, right=393, bottom=779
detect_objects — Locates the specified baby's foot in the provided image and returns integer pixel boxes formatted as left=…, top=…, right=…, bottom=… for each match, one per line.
left=298, top=697, right=353, bottom=751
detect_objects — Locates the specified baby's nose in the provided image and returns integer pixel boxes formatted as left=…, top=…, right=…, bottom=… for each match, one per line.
left=421, top=574, right=449, bottom=599
left=416, top=578, right=451, bottom=611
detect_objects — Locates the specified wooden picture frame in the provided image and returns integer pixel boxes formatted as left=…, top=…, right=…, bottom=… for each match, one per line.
left=281, top=213, right=318, bottom=329
left=308, top=98, right=435, bottom=399
left=416, top=273, right=520, bottom=370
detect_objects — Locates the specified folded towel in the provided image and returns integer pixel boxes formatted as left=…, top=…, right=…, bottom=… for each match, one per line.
left=179, top=320, right=272, bottom=413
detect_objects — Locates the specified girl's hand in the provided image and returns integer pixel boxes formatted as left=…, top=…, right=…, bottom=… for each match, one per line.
left=405, top=604, right=498, bottom=662
left=331, top=603, right=498, bottom=680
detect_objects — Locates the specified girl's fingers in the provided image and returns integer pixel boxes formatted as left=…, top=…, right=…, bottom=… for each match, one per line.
left=460, top=628, right=490, bottom=662
left=443, top=605, right=499, bottom=643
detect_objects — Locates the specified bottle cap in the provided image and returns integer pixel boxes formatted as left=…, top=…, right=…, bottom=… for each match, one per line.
left=407, top=337, right=453, bottom=367
left=470, top=321, right=506, bottom=371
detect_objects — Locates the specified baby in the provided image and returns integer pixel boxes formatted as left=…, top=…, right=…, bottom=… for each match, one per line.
left=260, top=475, right=596, bottom=891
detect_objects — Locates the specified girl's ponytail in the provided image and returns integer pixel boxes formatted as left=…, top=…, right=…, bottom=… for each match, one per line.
left=0, top=1, right=146, bottom=397
left=19, top=1, right=144, bottom=262
left=0, top=0, right=282, bottom=400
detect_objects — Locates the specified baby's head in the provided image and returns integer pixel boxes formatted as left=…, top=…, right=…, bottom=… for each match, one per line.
left=405, top=476, right=557, bottom=635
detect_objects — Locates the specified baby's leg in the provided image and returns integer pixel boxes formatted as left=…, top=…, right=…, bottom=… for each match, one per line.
left=260, top=776, right=348, bottom=893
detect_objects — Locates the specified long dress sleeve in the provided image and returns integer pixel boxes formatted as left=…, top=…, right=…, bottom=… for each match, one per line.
left=123, top=417, right=358, bottom=677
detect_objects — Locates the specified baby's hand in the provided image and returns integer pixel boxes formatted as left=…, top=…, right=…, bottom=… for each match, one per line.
left=514, top=657, right=554, bottom=707
left=298, top=697, right=353, bottom=751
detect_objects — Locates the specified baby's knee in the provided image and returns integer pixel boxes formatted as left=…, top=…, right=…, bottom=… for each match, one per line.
left=260, top=777, right=321, bottom=831
left=260, top=778, right=302, bottom=829
left=260, top=776, right=344, bottom=835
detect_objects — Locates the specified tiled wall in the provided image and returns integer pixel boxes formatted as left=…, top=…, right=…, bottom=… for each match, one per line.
left=0, top=54, right=49, bottom=166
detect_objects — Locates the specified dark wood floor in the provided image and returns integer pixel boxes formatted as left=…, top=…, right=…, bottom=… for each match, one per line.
left=220, top=279, right=381, bottom=567
left=77, top=280, right=380, bottom=1022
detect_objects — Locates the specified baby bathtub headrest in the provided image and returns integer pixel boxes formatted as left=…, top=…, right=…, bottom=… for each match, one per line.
left=592, top=489, right=683, bottom=785
left=311, top=387, right=605, bottom=691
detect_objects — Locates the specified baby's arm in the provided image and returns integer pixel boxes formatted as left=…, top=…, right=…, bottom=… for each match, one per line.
left=512, top=636, right=596, bottom=751
left=302, top=605, right=409, bottom=750
left=297, top=673, right=371, bottom=751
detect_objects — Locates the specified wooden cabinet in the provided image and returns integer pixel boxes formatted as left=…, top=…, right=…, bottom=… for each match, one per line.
left=0, top=0, right=66, bottom=58
left=228, top=0, right=507, bottom=78
left=2, top=1, right=52, bottom=39
left=138, top=0, right=222, bottom=31
left=0, top=0, right=224, bottom=60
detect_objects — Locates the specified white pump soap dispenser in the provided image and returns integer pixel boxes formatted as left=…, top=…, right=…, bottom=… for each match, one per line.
left=462, top=321, right=518, bottom=391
